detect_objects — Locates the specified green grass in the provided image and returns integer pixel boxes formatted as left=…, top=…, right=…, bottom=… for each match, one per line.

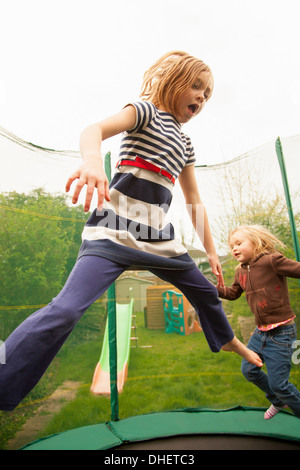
left=1, top=307, right=300, bottom=448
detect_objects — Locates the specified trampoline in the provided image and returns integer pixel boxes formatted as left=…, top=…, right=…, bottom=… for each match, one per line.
left=21, top=407, right=300, bottom=450
left=1, top=130, right=300, bottom=451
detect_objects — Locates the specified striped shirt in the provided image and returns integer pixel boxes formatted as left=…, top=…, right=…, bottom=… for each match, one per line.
left=119, top=101, right=196, bottom=179
left=78, top=100, right=197, bottom=271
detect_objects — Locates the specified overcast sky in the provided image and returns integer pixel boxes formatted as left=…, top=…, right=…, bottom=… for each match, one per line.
left=0, top=0, right=299, bottom=165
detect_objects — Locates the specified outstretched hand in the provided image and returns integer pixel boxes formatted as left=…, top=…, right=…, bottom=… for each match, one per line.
left=65, top=159, right=110, bottom=212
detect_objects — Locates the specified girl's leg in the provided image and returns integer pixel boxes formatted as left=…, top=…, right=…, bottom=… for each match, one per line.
left=0, top=255, right=127, bottom=411
left=150, top=266, right=262, bottom=366
left=221, top=337, right=263, bottom=367
left=241, top=329, right=283, bottom=406
left=242, top=325, right=300, bottom=418
left=264, top=325, right=300, bottom=418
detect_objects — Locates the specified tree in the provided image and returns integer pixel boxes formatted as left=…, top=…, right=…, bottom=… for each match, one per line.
left=0, top=189, right=86, bottom=307
left=212, top=159, right=299, bottom=255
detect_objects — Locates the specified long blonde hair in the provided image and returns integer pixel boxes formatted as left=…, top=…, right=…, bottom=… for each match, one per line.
left=229, top=225, right=286, bottom=267
left=140, top=51, right=213, bottom=117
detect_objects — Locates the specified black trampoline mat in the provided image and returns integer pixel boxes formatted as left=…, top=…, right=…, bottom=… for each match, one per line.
left=117, top=434, right=300, bottom=450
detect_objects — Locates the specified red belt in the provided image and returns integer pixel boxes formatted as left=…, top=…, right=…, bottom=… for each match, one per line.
left=116, top=156, right=175, bottom=184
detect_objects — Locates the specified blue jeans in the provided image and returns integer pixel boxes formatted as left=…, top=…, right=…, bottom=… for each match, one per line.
left=241, top=323, right=300, bottom=417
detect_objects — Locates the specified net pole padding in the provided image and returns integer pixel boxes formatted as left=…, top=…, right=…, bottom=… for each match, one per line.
left=275, top=138, right=300, bottom=267
left=107, top=283, right=119, bottom=421
left=104, top=152, right=119, bottom=421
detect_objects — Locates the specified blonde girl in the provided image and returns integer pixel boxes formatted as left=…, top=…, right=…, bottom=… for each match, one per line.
left=0, top=52, right=262, bottom=412
left=218, top=224, right=300, bottom=419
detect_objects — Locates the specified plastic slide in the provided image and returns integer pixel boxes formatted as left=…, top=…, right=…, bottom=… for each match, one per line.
left=90, top=299, right=134, bottom=395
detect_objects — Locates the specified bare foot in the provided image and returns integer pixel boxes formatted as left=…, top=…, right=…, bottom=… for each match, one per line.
left=222, top=336, right=263, bottom=367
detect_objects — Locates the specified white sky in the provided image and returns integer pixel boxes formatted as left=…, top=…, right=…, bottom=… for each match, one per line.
left=0, top=0, right=299, bottom=165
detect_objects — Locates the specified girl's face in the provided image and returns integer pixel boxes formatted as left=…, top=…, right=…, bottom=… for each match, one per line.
left=229, top=231, right=256, bottom=264
left=172, top=71, right=213, bottom=124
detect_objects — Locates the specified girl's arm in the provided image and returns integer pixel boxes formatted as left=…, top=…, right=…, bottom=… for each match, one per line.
left=66, top=105, right=137, bottom=212
left=178, top=164, right=224, bottom=287
left=217, top=273, right=244, bottom=300
left=272, top=253, right=300, bottom=278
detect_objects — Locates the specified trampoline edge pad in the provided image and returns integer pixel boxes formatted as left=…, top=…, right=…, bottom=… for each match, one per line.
left=21, top=407, right=300, bottom=450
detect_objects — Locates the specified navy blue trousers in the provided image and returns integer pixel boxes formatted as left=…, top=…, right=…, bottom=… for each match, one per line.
left=0, top=255, right=234, bottom=411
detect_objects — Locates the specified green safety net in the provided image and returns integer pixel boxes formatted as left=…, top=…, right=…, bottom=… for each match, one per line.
left=1, top=126, right=300, bottom=448
left=276, top=138, right=300, bottom=263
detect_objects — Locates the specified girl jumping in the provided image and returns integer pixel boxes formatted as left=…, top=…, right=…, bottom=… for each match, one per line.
left=218, top=224, right=300, bottom=419
left=0, top=51, right=262, bottom=411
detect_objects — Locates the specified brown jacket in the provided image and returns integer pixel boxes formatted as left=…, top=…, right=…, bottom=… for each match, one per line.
left=217, top=252, right=300, bottom=327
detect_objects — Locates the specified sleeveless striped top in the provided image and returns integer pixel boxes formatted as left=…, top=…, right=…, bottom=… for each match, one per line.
left=120, top=101, right=196, bottom=178
left=78, top=101, right=197, bottom=271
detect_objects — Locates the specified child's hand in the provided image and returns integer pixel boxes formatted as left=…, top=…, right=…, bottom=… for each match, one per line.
left=65, top=159, right=110, bottom=212
left=207, top=253, right=224, bottom=288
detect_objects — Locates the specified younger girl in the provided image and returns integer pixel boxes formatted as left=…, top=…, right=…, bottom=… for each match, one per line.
left=0, top=51, right=262, bottom=411
left=218, top=224, right=300, bottom=419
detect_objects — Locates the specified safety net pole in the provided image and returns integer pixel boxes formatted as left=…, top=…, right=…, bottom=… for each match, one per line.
left=104, top=152, right=119, bottom=421
left=275, top=137, right=300, bottom=265
left=107, top=284, right=119, bottom=421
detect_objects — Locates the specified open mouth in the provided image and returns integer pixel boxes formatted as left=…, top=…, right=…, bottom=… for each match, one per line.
left=188, top=104, right=198, bottom=114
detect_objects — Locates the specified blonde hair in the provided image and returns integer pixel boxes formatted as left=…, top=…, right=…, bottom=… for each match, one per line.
left=229, top=225, right=286, bottom=266
left=140, top=50, right=213, bottom=116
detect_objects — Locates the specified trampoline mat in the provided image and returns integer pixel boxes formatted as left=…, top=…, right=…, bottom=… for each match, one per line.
left=117, top=434, right=300, bottom=450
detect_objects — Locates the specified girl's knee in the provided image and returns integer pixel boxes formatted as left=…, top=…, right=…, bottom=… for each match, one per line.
left=268, top=378, right=289, bottom=399
left=42, top=299, right=84, bottom=328
left=241, top=359, right=250, bottom=380
left=241, top=359, right=259, bottom=382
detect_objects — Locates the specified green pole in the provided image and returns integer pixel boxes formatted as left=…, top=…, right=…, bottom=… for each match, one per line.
left=275, top=137, right=300, bottom=263
left=104, top=152, right=119, bottom=421
left=107, top=284, right=119, bottom=421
